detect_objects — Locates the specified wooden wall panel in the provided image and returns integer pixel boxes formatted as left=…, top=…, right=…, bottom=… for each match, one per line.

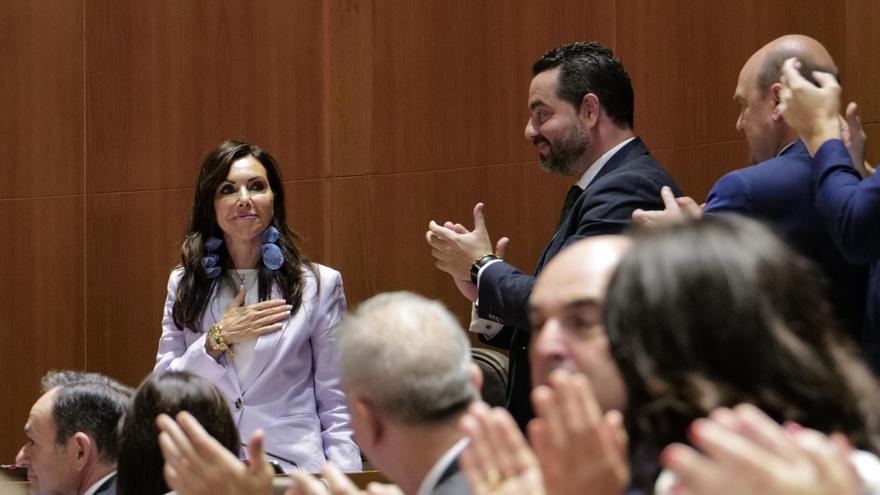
left=865, top=124, right=880, bottom=169
left=334, top=0, right=615, bottom=177
left=326, top=164, right=568, bottom=321
left=617, top=0, right=845, bottom=152
left=283, top=180, right=329, bottom=263
left=85, top=190, right=191, bottom=386
left=85, top=0, right=325, bottom=194
left=0, top=1, right=83, bottom=199
left=845, top=1, right=880, bottom=124
left=0, top=197, right=85, bottom=459
left=651, top=141, right=749, bottom=201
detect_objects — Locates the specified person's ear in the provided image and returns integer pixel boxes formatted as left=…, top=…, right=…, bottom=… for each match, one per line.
left=70, top=432, right=93, bottom=470
left=770, top=81, right=785, bottom=122
left=579, top=93, right=601, bottom=128
left=470, top=363, right=484, bottom=394
left=352, top=399, right=384, bottom=447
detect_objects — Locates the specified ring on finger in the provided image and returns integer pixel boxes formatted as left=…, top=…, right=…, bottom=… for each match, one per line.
left=486, top=469, right=503, bottom=491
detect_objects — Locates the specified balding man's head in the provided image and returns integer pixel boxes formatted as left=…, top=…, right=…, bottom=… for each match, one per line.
left=337, top=291, right=477, bottom=426
left=528, top=236, right=630, bottom=411
left=735, top=34, right=837, bottom=163
left=756, top=35, right=837, bottom=96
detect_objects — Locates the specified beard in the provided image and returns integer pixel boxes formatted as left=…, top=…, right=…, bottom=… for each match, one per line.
left=535, top=120, right=588, bottom=176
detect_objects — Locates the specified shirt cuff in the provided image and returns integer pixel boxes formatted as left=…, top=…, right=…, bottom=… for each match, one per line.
left=468, top=304, right=504, bottom=338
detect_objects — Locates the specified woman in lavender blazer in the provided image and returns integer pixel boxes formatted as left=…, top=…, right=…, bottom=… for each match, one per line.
left=155, top=140, right=360, bottom=473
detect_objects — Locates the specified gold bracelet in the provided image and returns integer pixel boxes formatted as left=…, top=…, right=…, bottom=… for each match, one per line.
left=207, top=323, right=235, bottom=360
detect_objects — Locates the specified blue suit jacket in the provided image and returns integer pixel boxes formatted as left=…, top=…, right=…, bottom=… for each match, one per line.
left=477, top=138, right=682, bottom=428
left=705, top=140, right=867, bottom=338
left=812, top=139, right=880, bottom=369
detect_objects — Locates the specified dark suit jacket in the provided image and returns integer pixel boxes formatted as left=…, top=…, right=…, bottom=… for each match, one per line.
left=92, top=473, right=117, bottom=495
left=811, top=139, right=880, bottom=369
left=476, top=138, right=682, bottom=428
left=705, top=139, right=868, bottom=339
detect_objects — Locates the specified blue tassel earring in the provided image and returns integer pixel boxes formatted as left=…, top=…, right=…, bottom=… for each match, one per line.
left=261, top=226, right=284, bottom=270
left=202, top=236, right=223, bottom=278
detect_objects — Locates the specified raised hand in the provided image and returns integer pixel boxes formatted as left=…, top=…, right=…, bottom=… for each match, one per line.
left=632, top=186, right=702, bottom=227
left=442, top=221, right=509, bottom=302
left=426, top=203, right=500, bottom=282
left=529, top=370, right=629, bottom=495
left=840, top=102, right=874, bottom=178
left=777, top=57, right=842, bottom=156
left=661, top=404, right=860, bottom=495
left=460, top=402, right=547, bottom=495
left=157, top=411, right=274, bottom=495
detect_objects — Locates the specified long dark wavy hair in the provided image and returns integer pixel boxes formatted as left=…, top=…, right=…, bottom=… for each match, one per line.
left=605, top=215, right=880, bottom=459
left=116, top=371, right=240, bottom=495
left=172, top=140, right=317, bottom=332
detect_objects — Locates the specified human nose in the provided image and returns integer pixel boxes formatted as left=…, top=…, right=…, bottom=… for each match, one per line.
left=15, top=445, right=28, bottom=466
left=524, top=118, right=539, bottom=141
left=236, top=186, right=252, bottom=207
left=533, top=320, right=567, bottom=362
left=735, top=111, right=744, bottom=134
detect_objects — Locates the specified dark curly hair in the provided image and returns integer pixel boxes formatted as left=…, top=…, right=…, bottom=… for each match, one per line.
left=605, top=215, right=880, bottom=460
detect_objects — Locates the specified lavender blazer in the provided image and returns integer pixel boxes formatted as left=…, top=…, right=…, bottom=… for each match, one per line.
left=155, top=264, right=361, bottom=473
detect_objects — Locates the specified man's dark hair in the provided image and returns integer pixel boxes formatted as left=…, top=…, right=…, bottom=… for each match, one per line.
left=42, top=371, right=133, bottom=464
left=532, top=41, right=634, bottom=128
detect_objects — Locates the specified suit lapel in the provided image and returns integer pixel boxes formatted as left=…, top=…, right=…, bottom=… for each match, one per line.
left=533, top=138, right=649, bottom=274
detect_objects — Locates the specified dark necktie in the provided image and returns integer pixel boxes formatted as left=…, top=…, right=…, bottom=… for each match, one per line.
left=558, top=185, right=582, bottom=228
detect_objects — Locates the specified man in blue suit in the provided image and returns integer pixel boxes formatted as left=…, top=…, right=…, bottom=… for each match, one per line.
left=776, top=56, right=880, bottom=369
left=635, top=34, right=867, bottom=341
left=426, top=42, right=681, bottom=429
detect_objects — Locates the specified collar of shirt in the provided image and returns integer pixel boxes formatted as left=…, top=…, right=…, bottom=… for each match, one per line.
left=575, top=137, right=636, bottom=190
left=83, top=471, right=116, bottom=495
left=777, top=139, right=799, bottom=157
left=415, top=438, right=469, bottom=495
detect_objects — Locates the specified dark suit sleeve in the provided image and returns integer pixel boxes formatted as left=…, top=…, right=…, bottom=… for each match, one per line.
left=559, top=169, right=678, bottom=250
left=476, top=261, right=535, bottom=332
left=476, top=168, right=677, bottom=331
left=705, top=171, right=755, bottom=214
left=812, top=139, right=880, bottom=264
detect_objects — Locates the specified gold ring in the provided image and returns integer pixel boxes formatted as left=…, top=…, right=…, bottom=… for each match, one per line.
left=486, top=469, right=502, bottom=491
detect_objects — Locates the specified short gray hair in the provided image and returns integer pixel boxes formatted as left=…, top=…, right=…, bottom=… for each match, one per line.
left=337, top=292, right=476, bottom=425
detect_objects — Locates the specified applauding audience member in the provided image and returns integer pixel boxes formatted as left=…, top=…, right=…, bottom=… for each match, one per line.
left=604, top=215, right=880, bottom=489
left=157, top=411, right=276, bottom=495
left=335, top=292, right=480, bottom=495
left=457, top=236, right=632, bottom=495
left=459, top=370, right=628, bottom=495
left=633, top=35, right=868, bottom=349
left=117, top=371, right=240, bottom=495
left=777, top=56, right=880, bottom=370
left=659, top=404, right=880, bottom=495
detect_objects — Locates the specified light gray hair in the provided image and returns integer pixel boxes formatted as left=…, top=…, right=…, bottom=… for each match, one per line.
left=337, top=291, right=476, bottom=425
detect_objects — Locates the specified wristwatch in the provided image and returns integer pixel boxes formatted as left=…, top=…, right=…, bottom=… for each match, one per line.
left=207, top=323, right=235, bottom=360
left=470, top=254, right=500, bottom=285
